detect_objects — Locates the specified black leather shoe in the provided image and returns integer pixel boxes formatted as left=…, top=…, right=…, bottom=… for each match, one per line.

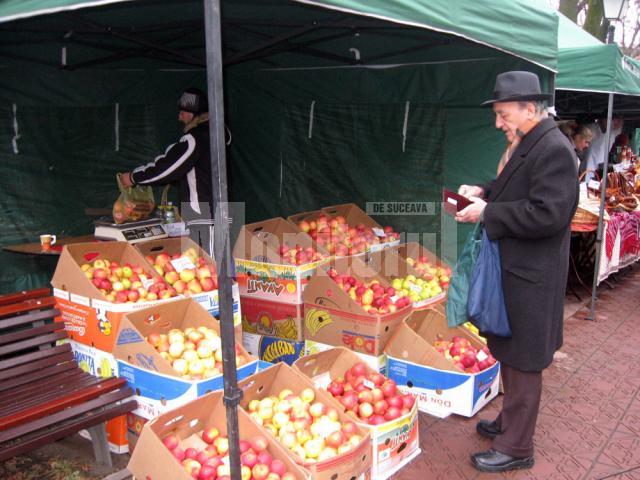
left=471, top=449, right=534, bottom=473
left=476, top=419, right=501, bottom=439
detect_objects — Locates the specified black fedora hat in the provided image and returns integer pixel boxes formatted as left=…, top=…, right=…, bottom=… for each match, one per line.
left=481, top=71, right=552, bottom=106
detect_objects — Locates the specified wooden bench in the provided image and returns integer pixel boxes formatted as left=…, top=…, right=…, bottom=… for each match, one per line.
left=0, top=288, right=136, bottom=466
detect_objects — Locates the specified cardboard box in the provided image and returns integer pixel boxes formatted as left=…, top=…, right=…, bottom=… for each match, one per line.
left=302, top=258, right=411, bottom=356
left=125, top=412, right=148, bottom=454
left=241, top=295, right=304, bottom=341
left=287, top=203, right=400, bottom=256
left=134, top=237, right=243, bottom=331
left=60, top=340, right=129, bottom=453
left=128, top=390, right=311, bottom=480
left=385, top=309, right=500, bottom=418
left=304, top=339, right=387, bottom=375
left=294, top=347, right=420, bottom=480
left=233, top=217, right=330, bottom=304
left=112, top=298, right=257, bottom=420
left=239, top=363, right=372, bottom=480
left=360, top=248, right=447, bottom=310
left=52, top=242, right=179, bottom=352
left=242, top=331, right=305, bottom=366
left=393, top=242, right=450, bottom=308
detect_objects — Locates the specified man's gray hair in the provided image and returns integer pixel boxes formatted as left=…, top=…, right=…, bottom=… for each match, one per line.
left=518, top=100, right=547, bottom=116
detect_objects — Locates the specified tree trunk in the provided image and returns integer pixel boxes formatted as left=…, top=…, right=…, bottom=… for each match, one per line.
left=584, top=0, right=608, bottom=42
left=559, top=0, right=579, bottom=21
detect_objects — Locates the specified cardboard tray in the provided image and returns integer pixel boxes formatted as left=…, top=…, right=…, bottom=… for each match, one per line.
left=128, top=390, right=311, bottom=480
left=238, top=363, right=372, bottom=480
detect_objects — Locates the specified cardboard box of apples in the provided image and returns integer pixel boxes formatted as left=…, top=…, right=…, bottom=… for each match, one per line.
left=113, top=297, right=257, bottom=420
left=288, top=203, right=400, bottom=257
left=355, top=247, right=449, bottom=310
left=233, top=217, right=330, bottom=307
left=128, top=390, right=311, bottom=480
left=302, top=257, right=412, bottom=357
left=135, top=237, right=242, bottom=338
left=238, top=363, right=372, bottom=480
left=393, top=242, right=451, bottom=307
left=52, top=241, right=181, bottom=351
left=294, top=347, right=420, bottom=480
left=385, top=309, right=500, bottom=418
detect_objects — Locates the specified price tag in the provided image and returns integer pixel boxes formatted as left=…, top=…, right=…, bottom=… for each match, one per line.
left=372, top=227, right=386, bottom=237
left=209, top=336, right=221, bottom=352
left=312, top=372, right=332, bottom=389
left=170, top=256, right=196, bottom=273
left=476, top=350, right=488, bottom=362
left=363, top=379, right=375, bottom=390
left=588, top=179, right=601, bottom=191
left=221, top=455, right=230, bottom=467
left=142, top=278, right=155, bottom=289
left=390, top=295, right=400, bottom=303
left=410, top=284, right=422, bottom=294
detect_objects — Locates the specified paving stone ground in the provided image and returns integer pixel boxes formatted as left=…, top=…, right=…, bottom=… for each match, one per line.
left=1, top=266, right=639, bottom=480
left=397, top=265, right=640, bottom=480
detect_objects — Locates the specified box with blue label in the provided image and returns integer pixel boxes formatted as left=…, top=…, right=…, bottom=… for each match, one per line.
left=112, top=297, right=257, bottom=419
left=384, top=309, right=500, bottom=418
left=242, top=331, right=305, bottom=366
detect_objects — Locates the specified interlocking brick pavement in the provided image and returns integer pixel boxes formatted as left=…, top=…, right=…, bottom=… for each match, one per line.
left=394, top=266, right=640, bottom=480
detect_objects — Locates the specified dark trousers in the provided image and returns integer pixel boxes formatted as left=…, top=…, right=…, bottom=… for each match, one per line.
left=492, top=364, right=542, bottom=457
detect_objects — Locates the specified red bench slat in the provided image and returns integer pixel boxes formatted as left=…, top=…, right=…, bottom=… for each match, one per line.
left=0, top=350, right=74, bottom=381
left=0, top=297, right=57, bottom=318
left=0, top=288, right=51, bottom=307
left=0, top=322, right=64, bottom=346
left=0, top=362, right=78, bottom=393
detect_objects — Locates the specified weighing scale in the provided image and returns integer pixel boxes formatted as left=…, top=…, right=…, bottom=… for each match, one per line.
left=94, top=217, right=168, bottom=243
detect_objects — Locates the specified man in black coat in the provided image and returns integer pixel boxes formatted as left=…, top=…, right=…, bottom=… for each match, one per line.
left=456, top=71, right=579, bottom=473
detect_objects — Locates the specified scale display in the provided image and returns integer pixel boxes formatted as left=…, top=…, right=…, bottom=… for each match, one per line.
left=94, top=217, right=168, bottom=243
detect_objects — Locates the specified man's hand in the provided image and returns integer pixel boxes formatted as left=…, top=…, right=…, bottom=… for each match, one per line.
left=455, top=197, right=487, bottom=223
left=119, top=172, right=134, bottom=188
left=458, top=184, right=484, bottom=199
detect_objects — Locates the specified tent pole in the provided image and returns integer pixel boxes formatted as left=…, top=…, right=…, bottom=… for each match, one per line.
left=587, top=92, right=614, bottom=321
left=203, top=1, right=242, bottom=479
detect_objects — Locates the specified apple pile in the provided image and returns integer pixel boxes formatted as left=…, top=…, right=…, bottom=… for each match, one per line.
left=144, top=247, right=218, bottom=296
left=296, top=214, right=399, bottom=257
left=245, top=388, right=364, bottom=463
left=81, top=259, right=178, bottom=303
left=324, top=363, right=415, bottom=425
left=433, top=335, right=497, bottom=373
left=390, top=274, right=444, bottom=304
left=147, top=326, right=248, bottom=380
left=405, top=256, right=451, bottom=291
left=277, top=244, right=327, bottom=266
left=327, top=268, right=411, bottom=314
left=162, top=429, right=298, bottom=480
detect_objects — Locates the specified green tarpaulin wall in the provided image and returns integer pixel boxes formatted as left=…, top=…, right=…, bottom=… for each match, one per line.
left=0, top=0, right=556, bottom=293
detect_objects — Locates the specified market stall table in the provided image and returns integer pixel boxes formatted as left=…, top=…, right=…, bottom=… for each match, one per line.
left=2, top=235, right=100, bottom=256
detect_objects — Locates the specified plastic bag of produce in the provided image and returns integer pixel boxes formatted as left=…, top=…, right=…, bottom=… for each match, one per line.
left=112, top=174, right=155, bottom=224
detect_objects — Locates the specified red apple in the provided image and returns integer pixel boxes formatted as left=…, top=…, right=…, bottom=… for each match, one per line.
left=402, top=394, right=416, bottom=410
left=241, top=451, right=258, bottom=468
left=384, top=406, right=402, bottom=421
left=162, top=434, right=179, bottom=451
left=381, top=380, right=397, bottom=398
left=387, top=395, right=404, bottom=409
left=250, top=435, right=269, bottom=453
left=172, top=447, right=186, bottom=462
left=252, top=463, right=270, bottom=480
left=326, top=430, right=345, bottom=449
left=358, top=402, right=374, bottom=418
left=350, top=362, right=368, bottom=378
left=270, top=459, right=286, bottom=476
left=201, top=427, right=220, bottom=444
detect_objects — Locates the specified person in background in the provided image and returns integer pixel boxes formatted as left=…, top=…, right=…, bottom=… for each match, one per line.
left=582, top=113, right=623, bottom=180
left=558, top=121, right=594, bottom=170
left=119, top=87, right=215, bottom=253
left=456, top=71, right=579, bottom=473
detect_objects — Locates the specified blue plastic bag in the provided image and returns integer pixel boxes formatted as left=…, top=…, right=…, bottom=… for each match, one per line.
left=445, top=222, right=483, bottom=328
left=467, top=229, right=511, bottom=337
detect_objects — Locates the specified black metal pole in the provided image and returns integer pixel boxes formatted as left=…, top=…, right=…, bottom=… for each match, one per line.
left=203, top=1, right=242, bottom=478
left=587, top=92, right=614, bottom=321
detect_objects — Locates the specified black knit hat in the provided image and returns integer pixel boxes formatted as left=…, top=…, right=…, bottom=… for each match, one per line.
left=178, top=87, right=208, bottom=114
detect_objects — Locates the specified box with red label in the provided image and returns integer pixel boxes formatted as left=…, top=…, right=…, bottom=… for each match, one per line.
left=302, top=257, right=412, bottom=356
left=51, top=242, right=180, bottom=352
left=239, top=363, right=372, bottom=480
left=233, top=217, right=330, bottom=304
left=294, top=347, right=420, bottom=480
left=128, top=390, right=311, bottom=480
left=112, top=297, right=257, bottom=420
left=241, top=295, right=304, bottom=342
left=134, top=237, right=242, bottom=333
left=126, top=412, right=148, bottom=454
left=287, top=203, right=400, bottom=256
left=385, top=309, right=500, bottom=418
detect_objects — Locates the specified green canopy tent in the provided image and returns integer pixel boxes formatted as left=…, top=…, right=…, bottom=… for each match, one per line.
left=553, top=12, right=640, bottom=321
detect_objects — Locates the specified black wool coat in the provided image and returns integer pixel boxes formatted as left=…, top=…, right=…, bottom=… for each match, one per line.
left=481, top=117, right=579, bottom=372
